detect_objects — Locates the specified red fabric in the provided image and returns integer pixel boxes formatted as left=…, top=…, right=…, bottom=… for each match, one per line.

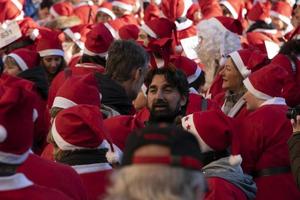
left=205, top=177, right=247, bottom=200
left=18, top=154, right=88, bottom=200
left=41, top=143, right=55, bottom=161
left=206, top=74, right=225, bottom=100
left=176, top=25, right=197, bottom=41
left=270, top=54, right=300, bottom=107
left=119, top=14, right=139, bottom=26
left=186, top=93, right=219, bottom=115
left=0, top=0, right=22, bottom=23
left=79, top=170, right=112, bottom=200
left=198, top=0, right=223, bottom=20
left=47, top=65, right=105, bottom=108
left=73, top=5, right=98, bottom=24
left=0, top=184, right=72, bottom=200
left=68, top=54, right=81, bottom=68
left=239, top=104, right=300, bottom=199
left=104, top=115, right=145, bottom=150
left=144, top=3, right=160, bottom=24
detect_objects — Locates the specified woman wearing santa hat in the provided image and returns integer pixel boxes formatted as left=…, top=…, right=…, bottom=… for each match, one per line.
left=215, top=49, right=269, bottom=120
left=36, top=29, right=66, bottom=84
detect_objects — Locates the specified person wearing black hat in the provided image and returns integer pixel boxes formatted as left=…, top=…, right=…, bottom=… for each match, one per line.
left=105, top=125, right=206, bottom=200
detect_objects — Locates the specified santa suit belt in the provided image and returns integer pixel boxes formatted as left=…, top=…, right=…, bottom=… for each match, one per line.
left=252, top=166, right=291, bottom=178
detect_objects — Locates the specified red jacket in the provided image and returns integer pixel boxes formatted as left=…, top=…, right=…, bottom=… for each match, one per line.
left=205, top=177, right=247, bottom=200
left=18, top=153, right=88, bottom=200
left=239, top=99, right=300, bottom=199
left=73, top=163, right=113, bottom=200
left=0, top=173, right=72, bottom=200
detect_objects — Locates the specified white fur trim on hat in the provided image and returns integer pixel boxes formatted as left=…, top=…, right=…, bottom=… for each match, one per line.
left=52, top=119, right=111, bottom=151
left=39, top=49, right=64, bottom=57
left=243, top=78, right=272, bottom=100
left=175, top=19, right=193, bottom=31
left=11, top=0, right=23, bottom=11
left=187, top=66, right=202, bottom=83
left=0, top=125, right=7, bottom=143
left=104, top=22, right=119, bottom=39
left=97, top=7, right=116, bottom=20
left=52, top=96, right=77, bottom=109
left=182, top=0, right=193, bottom=18
left=270, top=10, right=291, bottom=25
left=229, top=51, right=251, bottom=78
left=49, top=6, right=60, bottom=18
left=30, top=28, right=40, bottom=41
left=8, top=53, right=28, bottom=71
left=0, top=149, right=30, bottom=164
left=112, top=1, right=133, bottom=12
left=141, top=23, right=157, bottom=38
left=181, top=115, right=213, bottom=153
left=106, top=144, right=123, bottom=164
left=229, top=154, right=242, bottom=166
left=83, top=47, right=108, bottom=58
left=252, top=28, right=278, bottom=34
left=220, top=1, right=239, bottom=19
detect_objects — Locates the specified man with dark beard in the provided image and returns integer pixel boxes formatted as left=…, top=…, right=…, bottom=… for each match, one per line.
left=144, top=66, right=189, bottom=125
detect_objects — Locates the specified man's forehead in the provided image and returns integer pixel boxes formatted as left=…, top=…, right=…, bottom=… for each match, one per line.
left=149, top=74, right=172, bottom=87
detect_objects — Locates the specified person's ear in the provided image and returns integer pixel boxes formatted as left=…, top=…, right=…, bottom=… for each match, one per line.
left=134, top=67, right=143, bottom=81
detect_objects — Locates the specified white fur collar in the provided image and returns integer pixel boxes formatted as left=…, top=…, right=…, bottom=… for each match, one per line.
left=72, top=163, right=112, bottom=174
left=0, top=173, right=33, bottom=191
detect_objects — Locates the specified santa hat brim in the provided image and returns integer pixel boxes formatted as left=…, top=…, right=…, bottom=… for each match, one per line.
left=243, top=78, right=272, bottom=100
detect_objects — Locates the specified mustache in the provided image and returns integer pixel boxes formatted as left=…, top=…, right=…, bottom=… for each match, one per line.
left=152, top=100, right=169, bottom=107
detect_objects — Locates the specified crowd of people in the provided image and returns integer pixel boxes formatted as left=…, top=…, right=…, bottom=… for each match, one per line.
left=1, top=0, right=300, bottom=199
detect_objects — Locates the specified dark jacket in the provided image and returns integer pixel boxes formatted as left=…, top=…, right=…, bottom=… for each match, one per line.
left=288, top=133, right=300, bottom=190
left=95, top=73, right=134, bottom=115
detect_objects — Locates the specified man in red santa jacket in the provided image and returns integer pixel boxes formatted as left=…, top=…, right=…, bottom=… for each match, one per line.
left=239, top=65, right=300, bottom=200
left=0, top=76, right=71, bottom=200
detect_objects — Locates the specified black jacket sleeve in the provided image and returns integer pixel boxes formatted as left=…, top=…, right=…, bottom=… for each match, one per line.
left=288, top=133, right=300, bottom=190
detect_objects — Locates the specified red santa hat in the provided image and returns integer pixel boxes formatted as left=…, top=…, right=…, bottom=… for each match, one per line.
left=220, top=0, right=244, bottom=19
left=0, top=0, right=24, bottom=23
left=119, top=24, right=139, bottom=40
left=143, top=3, right=160, bottom=24
left=5, top=48, right=39, bottom=72
left=50, top=2, right=74, bottom=18
left=214, top=16, right=243, bottom=35
left=170, top=56, right=202, bottom=84
left=161, top=0, right=193, bottom=21
left=181, top=110, right=242, bottom=166
left=103, top=115, right=145, bottom=150
left=84, top=22, right=115, bottom=57
left=247, top=1, right=272, bottom=23
left=104, top=18, right=125, bottom=39
left=270, top=1, right=292, bottom=26
left=243, top=65, right=288, bottom=100
left=36, top=30, right=64, bottom=57
left=64, top=24, right=91, bottom=50
left=52, top=73, right=101, bottom=109
left=52, top=105, right=108, bottom=150
left=112, top=0, right=136, bottom=12
left=228, top=49, right=268, bottom=78
left=97, top=2, right=116, bottom=20
left=0, top=81, right=35, bottom=164
left=141, top=17, right=176, bottom=39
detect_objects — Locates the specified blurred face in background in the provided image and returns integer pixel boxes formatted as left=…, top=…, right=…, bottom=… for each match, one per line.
left=292, top=6, right=300, bottom=27
left=41, top=55, right=63, bottom=74
left=3, top=57, right=22, bottom=76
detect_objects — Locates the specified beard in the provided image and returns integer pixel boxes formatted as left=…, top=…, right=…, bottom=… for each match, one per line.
left=148, top=99, right=182, bottom=124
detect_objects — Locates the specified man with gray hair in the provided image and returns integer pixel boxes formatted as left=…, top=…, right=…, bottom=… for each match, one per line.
left=105, top=125, right=207, bottom=200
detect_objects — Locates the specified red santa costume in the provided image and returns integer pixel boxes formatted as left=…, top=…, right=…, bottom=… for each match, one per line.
left=73, top=0, right=98, bottom=24
left=182, top=110, right=256, bottom=200
left=111, top=0, right=139, bottom=25
left=0, top=80, right=71, bottom=200
left=51, top=105, right=121, bottom=200
left=240, top=65, right=300, bottom=199
left=161, top=0, right=197, bottom=54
